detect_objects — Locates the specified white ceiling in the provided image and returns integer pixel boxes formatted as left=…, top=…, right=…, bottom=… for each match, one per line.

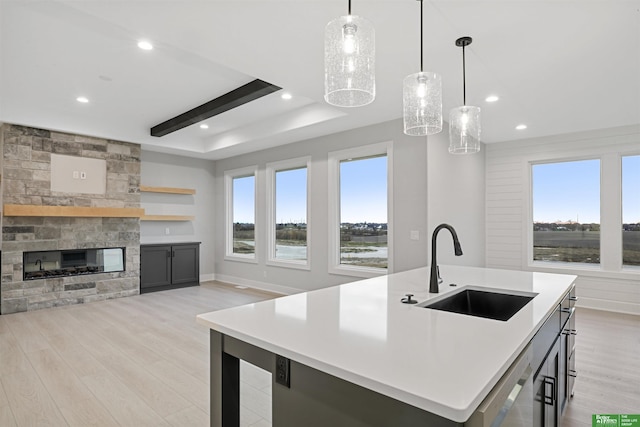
left=1, top=1, right=638, bottom=160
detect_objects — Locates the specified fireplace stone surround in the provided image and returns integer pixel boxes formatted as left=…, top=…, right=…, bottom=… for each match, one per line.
left=1, top=124, right=141, bottom=314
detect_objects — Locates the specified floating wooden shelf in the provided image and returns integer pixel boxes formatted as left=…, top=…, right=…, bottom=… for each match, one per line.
left=140, top=215, right=195, bottom=221
left=3, top=204, right=145, bottom=218
left=140, top=185, right=196, bottom=195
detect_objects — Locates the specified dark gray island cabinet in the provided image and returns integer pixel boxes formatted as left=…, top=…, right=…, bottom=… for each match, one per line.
left=140, top=242, right=200, bottom=293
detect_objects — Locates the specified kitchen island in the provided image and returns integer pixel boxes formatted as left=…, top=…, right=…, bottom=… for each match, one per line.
left=197, top=265, right=576, bottom=426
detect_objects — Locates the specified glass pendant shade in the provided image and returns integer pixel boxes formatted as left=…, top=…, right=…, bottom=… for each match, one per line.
left=403, top=71, right=442, bottom=136
left=449, top=106, right=481, bottom=154
left=324, top=15, right=375, bottom=107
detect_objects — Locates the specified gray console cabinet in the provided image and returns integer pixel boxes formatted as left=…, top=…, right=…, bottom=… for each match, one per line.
left=140, top=242, right=200, bottom=293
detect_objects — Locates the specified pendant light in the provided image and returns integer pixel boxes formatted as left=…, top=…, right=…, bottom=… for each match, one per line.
left=403, top=0, right=442, bottom=136
left=449, top=36, right=481, bottom=154
left=324, top=0, right=375, bottom=107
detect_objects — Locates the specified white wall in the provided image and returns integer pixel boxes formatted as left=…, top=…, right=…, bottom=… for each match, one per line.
left=485, top=124, right=640, bottom=314
left=213, top=118, right=486, bottom=294
left=427, top=134, right=486, bottom=268
left=140, top=151, right=216, bottom=279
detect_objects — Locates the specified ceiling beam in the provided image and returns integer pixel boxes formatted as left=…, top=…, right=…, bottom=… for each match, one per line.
left=150, top=79, right=281, bottom=137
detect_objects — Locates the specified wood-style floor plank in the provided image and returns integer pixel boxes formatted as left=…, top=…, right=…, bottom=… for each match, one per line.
left=145, top=359, right=210, bottom=414
left=2, top=313, right=51, bottom=354
left=1, top=367, right=68, bottom=426
left=0, top=331, right=32, bottom=377
left=164, top=405, right=209, bottom=427
left=0, top=405, right=17, bottom=427
left=80, top=371, right=170, bottom=427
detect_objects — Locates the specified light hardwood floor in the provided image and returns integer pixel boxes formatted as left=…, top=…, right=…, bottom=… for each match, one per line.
left=561, top=308, right=640, bottom=426
left=1, top=283, right=638, bottom=426
left=0, top=281, right=278, bottom=427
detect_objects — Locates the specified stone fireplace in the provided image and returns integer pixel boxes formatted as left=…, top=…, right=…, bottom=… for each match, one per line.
left=1, top=124, right=141, bottom=314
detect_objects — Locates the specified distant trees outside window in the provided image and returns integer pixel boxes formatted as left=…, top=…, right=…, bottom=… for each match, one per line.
left=532, top=159, right=601, bottom=264
left=225, top=166, right=257, bottom=260
left=266, top=157, right=310, bottom=268
left=622, top=155, right=640, bottom=266
left=339, top=154, right=388, bottom=269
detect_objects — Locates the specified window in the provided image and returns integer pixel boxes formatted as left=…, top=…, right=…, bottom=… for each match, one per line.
left=622, top=155, right=640, bottom=267
left=266, top=157, right=310, bottom=269
left=532, top=159, right=600, bottom=264
left=225, top=166, right=257, bottom=261
left=328, top=142, right=392, bottom=277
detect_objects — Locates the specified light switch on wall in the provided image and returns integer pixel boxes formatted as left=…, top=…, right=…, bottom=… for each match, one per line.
left=73, top=171, right=79, bottom=179
left=80, top=171, right=87, bottom=179
left=410, top=230, right=420, bottom=240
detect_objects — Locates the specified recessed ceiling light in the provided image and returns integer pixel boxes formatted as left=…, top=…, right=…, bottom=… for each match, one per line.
left=281, top=93, right=292, bottom=100
left=199, top=124, right=209, bottom=129
left=137, top=40, right=153, bottom=50
left=76, top=96, right=89, bottom=103
left=516, top=124, right=527, bottom=130
left=485, top=95, right=499, bottom=103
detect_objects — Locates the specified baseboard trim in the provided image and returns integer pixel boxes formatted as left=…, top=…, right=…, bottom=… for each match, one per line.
left=576, top=297, right=640, bottom=316
left=212, top=274, right=298, bottom=296
left=200, top=273, right=215, bottom=283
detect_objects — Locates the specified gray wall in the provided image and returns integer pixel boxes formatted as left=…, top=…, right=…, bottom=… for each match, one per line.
left=213, top=118, right=485, bottom=294
left=140, top=151, right=216, bottom=279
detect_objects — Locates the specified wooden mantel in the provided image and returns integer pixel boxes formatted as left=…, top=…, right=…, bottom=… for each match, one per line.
left=139, top=185, right=196, bottom=195
left=3, top=204, right=145, bottom=218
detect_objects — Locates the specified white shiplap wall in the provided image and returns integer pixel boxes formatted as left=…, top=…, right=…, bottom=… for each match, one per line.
left=485, top=125, right=640, bottom=314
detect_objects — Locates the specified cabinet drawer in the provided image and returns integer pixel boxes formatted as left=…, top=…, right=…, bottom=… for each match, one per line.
left=532, top=307, right=561, bottom=374
left=560, top=285, right=576, bottom=329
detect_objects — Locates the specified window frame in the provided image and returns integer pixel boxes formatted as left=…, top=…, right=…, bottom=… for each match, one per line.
left=327, top=141, right=394, bottom=278
left=224, top=165, right=258, bottom=263
left=621, top=153, right=640, bottom=270
left=528, top=157, right=602, bottom=270
left=266, top=156, right=312, bottom=270
left=526, top=150, right=640, bottom=275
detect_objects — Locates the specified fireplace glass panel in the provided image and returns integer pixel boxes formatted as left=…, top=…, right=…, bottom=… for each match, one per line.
left=23, top=247, right=125, bottom=280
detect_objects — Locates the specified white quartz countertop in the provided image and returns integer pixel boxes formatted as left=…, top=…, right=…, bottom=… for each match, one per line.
left=197, top=265, right=576, bottom=422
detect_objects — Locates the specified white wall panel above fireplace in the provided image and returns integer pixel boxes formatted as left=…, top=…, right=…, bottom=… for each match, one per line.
left=50, top=154, right=106, bottom=194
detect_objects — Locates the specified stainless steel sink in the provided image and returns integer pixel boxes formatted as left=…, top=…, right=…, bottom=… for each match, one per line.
left=418, top=287, right=537, bottom=321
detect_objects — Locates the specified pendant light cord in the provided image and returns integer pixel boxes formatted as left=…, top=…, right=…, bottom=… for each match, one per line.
left=420, top=0, right=423, bottom=72
left=348, top=0, right=351, bottom=15
left=462, top=43, right=466, bottom=105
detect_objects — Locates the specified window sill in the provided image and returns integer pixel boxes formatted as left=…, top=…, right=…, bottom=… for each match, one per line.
left=266, top=259, right=311, bottom=271
left=224, top=254, right=258, bottom=264
left=329, top=265, right=387, bottom=279
left=528, top=261, right=640, bottom=280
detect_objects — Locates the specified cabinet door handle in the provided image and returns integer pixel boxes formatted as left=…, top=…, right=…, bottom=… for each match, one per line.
left=561, top=307, right=572, bottom=314
left=569, top=370, right=578, bottom=378
left=569, top=296, right=578, bottom=302
left=543, top=376, right=556, bottom=406
left=172, top=250, right=175, bottom=257
left=167, top=250, right=171, bottom=258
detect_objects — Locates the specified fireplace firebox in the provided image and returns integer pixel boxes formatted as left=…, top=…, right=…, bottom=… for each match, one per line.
left=23, top=248, right=125, bottom=280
